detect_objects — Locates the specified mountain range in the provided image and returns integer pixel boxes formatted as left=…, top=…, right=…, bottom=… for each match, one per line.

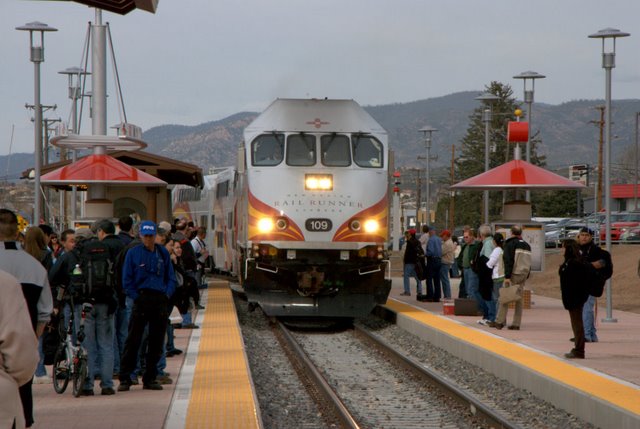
left=3, top=91, right=640, bottom=181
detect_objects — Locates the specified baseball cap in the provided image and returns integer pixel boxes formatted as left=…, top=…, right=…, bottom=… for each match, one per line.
left=579, top=227, right=595, bottom=236
left=140, top=220, right=157, bottom=236
left=408, top=228, right=417, bottom=235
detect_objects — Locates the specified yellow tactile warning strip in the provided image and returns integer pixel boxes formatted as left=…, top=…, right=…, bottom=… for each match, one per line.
left=185, top=281, right=261, bottom=429
left=385, top=299, right=640, bottom=415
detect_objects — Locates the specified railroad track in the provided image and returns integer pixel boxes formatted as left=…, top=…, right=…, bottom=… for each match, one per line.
left=274, top=320, right=524, bottom=429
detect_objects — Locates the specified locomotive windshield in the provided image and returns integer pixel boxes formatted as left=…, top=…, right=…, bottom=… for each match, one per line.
left=321, top=134, right=351, bottom=167
left=252, top=134, right=284, bottom=166
left=286, top=133, right=316, bottom=166
left=353, top=135, right=383, bottom=168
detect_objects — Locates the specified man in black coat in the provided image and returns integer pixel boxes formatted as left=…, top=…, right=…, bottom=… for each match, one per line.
left=402, top=229, right=424, bottom=299
left=577, top=228, right=608, bottom=343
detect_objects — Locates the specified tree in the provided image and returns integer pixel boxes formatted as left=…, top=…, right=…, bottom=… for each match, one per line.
left=445, top=81, right=547, bottom=227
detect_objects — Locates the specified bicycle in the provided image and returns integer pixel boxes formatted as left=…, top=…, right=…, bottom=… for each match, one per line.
left=52, top=286, right=93, bottom=398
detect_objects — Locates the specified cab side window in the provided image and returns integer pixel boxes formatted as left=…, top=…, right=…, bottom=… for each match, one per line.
left=353, top=135, right=383, bottom=168
left=252, top=134, right=284, bottom=166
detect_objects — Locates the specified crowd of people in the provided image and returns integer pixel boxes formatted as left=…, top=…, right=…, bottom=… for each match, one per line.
left=402, top=223, right=611, bottom=361
left=0, top=209, right=210, bottom=428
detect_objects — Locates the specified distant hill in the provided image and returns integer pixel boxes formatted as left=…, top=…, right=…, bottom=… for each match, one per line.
left=4, top=93, right=640, bottom=179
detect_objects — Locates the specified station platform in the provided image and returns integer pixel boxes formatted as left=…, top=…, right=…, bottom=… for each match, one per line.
left=385, top=276, right=640, bottom=429
left=30, top=280, right=261, bottom=429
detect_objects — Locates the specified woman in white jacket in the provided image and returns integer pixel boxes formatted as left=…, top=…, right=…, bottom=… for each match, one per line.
left=0, top=270, right=39, bottom=429
left=485, top=233, right=505, bottom=326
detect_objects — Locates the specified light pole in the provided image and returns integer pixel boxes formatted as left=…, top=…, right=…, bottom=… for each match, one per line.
left=419, top=126, right=438, bottom=226
left=589, top=27, right=630, bottom=323
left=635, top=112, right=639, bottom=211
left=16, top=21, right=58, bottom=225
left=513, top=71, right=546, bottom=202
left=59, top=67, right=90, bottom=222
left=475, top=93, right=499, bottom=224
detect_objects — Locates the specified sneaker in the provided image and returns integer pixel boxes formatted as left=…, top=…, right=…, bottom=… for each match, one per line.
left=166, top=348, right=183, bottom=357
left=477, top=319, right=488, bottom=326
left=79, top=389, right=94, bottom=396
left=564, top=350, right=585, bottom=359
left=156, top=375, right=173, bottom=385
left=180, top=323, right=199, bottom=329
left=143, top=382, right=163, bottom=390
left=34, top=375, right=52, bottom=384
left=101, top=387, right=116, bottom=395
left=117, top=382, right=131, bottom=392
left=196, top=304, right=205, bottom=310
left=400, top=292, right=410, bottom=296
left=130, top=376, right=139, bottom=385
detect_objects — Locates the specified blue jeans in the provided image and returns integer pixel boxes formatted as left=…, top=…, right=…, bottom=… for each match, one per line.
left=464, top=268, right=485, bottom=315
left=83, top=303, right=115, bottom=390
left=403, top=263, right=423, bottom=295
left=450, top=262, right=460, bottom=278
left=36, top=336, right=46, bottom=377
left=488, top=280, right=503, bottom=322
left=440, top=263, right=452, bottom=299
left=113, top=297, right=133, bottom=374
left=426, top=257, right=442, bottom=301
left=582, top=295, right=598, bottom=341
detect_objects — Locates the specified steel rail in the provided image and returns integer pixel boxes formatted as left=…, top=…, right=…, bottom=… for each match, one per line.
left=275, top=321, right=360, bottom=429
left=354, top=325, right=525, bottom=429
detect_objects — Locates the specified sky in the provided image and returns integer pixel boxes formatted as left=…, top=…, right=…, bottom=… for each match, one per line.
left=2, top=0, right=640, bottom=157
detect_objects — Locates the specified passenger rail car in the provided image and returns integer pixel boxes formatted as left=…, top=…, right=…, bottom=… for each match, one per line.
left=172, top=167, right=237, bottom=274
left=235, top=98, right=392, bottom=317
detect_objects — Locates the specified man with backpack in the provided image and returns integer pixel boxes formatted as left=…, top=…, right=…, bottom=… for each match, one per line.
left=495, top=225, right=531, bottom=331
left=73, top=220, right=122, bottom=396
left=577, top=227, right=612, bottom=343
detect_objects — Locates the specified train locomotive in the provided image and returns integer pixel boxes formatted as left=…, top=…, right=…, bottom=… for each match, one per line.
left=235, top=98, right=392, bottom=317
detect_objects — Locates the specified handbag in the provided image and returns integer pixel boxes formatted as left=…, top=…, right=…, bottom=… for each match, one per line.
left=498, top=283, right=522, bottom=304
left=415, top=258, right=427, bottom=281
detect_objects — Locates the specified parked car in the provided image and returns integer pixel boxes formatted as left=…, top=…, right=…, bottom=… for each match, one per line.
left=600, top=212, right=640, bottom=242
left=620, top=227, right=640, bottom=243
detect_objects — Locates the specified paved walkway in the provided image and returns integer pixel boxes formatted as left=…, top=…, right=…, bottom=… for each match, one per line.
left=390, top=276, right=640, bottom=386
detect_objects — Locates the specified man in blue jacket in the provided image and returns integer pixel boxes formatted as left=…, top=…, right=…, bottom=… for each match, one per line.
left=118, top=221, right=176, bottom=392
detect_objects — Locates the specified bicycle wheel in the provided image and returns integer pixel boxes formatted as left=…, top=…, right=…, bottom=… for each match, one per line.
left=52, top=346, right=70, bottom=394
left=72, top=356, right=88, bottom=398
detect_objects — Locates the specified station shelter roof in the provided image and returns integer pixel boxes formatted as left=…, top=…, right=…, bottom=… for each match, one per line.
left=37, top=150, right=204, bottom=190
left=452, top=159, right=585, bottom=190
left=57, top=0, right=158, bottom=15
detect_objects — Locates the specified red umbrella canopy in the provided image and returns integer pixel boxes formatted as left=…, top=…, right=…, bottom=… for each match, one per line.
left=451, top=159, right=585, bottom=190
left=41, top=154, right=166, bottom=186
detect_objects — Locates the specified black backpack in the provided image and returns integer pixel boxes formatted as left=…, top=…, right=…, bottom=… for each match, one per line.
left=470, top=244, right=483, bottom=273
left=588, top=249, right=613, bottom=297
left=70, top=239, right=115, bottom=302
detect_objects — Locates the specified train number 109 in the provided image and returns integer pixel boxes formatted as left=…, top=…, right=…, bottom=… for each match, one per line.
left=305, top=218, right=333, bottom=232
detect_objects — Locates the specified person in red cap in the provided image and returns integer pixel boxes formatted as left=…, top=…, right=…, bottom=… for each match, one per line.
left=401, top=229, right=424, bottom=298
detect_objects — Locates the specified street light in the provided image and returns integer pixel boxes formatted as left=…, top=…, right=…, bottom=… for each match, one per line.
left=16, top=21, right=58, bottom=225
left=59, top=67, right=90, bottom=222
left=635, top=112, right=639, bottom=211
left=513, top=71, right=546, bottom=202
left=419, top=126, right=438, bottom=226
left=475, top=92, right=499, bottom=224
left=589, top=27, right=630, bottom=323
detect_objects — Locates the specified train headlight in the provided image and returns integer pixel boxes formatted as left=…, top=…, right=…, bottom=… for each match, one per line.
left=257, top=218, right=274, bottom=233
left=363, top=219, right=379, bottom=233
left=305, top=174, right=333, bottom=190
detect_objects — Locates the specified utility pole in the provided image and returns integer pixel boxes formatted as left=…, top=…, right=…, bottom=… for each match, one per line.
left=449, top=144, right=455, bottom=230
left=415, top=170, right=422, bottom=230
left=589, top=106, right=605, bottom=211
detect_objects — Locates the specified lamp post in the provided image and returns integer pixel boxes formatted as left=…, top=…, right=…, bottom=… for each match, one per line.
left=589, top=27, right=630, bottom=323
left=513, top=71, right=546, bottom=202
left=59, top=67, right=90, bottom=222
left=475, top=93, right=499, bottom=224
left=16, top=21, right=58, bottom=225
left=635, top=112, right=639, bottom=211
left=419, top=126, right=438, bottom=226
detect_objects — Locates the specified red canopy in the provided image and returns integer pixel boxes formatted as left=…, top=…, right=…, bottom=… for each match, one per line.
left=451, top=159, right=585, bottom=190
left=41, top=154, right=166, bottom=186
